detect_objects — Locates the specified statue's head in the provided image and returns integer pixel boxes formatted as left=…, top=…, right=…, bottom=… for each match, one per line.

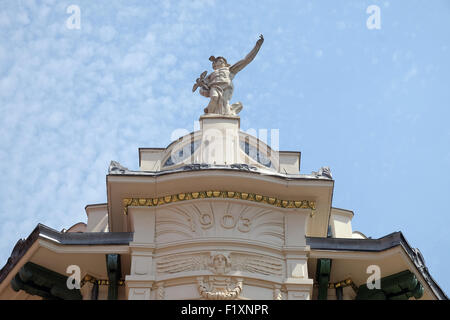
left=209, top=252, right=231, bottom=274
left=209, top=56, right=230, bottom=70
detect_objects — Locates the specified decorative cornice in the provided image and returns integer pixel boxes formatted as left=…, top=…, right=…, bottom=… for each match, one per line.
left=122, top=190, right=316, bottom=215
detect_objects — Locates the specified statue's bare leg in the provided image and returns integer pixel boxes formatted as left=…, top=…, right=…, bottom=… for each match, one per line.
left=206, top=87, right=220, bottom=114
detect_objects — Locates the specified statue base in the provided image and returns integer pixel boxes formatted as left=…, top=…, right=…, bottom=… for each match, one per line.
left=198, top=114, right=242, bottom=165
left=199, top=114, right=240, bottom=128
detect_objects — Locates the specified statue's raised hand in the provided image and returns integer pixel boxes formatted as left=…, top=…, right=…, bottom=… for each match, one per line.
left=257, top=34, right=264, bottom=45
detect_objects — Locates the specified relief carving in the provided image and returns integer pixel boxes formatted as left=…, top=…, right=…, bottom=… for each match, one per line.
left=231, top=253, right=283, bottom=276
left=197, top=276, right=243, bottom=300
left=155, top=283, right=165, bottom=300
left=273, top=285, right=284, bottom=300
left=199, top=212, right=214, bottom=229
left=157, top=253, right=209, bottom=274
left=237, top=217, right=251, bottom=232
left=156, top=200, right=284, bottom=245
left=220, top=214, right=237, bottom=229
left=157, top=252, right=283, bottom=277
left=209, top=252, right=231, bottom=275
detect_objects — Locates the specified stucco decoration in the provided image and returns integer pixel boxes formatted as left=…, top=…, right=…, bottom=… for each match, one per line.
left=155, top=283, right=165, bottom=300
left=209, top=252, right=232, bottom=275
left=155, top=200, right=284, bottom=245
left=197, top=276, right=243, bottom=300
left=273, top=285, right=285, bottom=300
left=193, top=35, right=264, bottom=116
left=182, top=163, right=210, bottom=171
left=229, top=164, right=258, bottom=171
left=312, top=166, right=333, bottom=179
left=231, top=253, right=283, bottom=276
left=157, top=253, right=210, bottom=274
left=156, top=252, right=284, bottom=277
left=122, top=191, right=316, bottom=215
left=109, top=161, right=129, bottom=174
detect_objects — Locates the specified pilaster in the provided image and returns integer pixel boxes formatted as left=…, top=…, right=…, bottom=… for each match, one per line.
left=283, top=208, right=314, bottom=299
left=125, top=207, right=156, bottom=299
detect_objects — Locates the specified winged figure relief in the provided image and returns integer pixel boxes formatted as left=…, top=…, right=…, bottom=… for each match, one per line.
left=156, top=254, right=209, bottom=274
left=231, top=253, right=283, bottom=276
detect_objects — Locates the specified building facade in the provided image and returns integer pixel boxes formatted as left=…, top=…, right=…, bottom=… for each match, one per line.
left=0, top=113, right=447, bottom=300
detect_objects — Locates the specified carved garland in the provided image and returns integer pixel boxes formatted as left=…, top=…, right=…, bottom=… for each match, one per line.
left=312, top=277, right=358, bottom=294
left=197, top=277, right=243, bottom=300
left=327, top=278, right=358, bottom=293
left=122, top=191, right=316, bottom=215
left=81, top=274, right=125, bottom=287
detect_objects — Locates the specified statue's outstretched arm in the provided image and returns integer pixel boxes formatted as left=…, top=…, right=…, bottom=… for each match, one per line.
left=229, top=34, right=264, bottom=75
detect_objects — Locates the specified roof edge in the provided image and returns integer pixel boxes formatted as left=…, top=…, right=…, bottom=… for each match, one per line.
left=0, top=224, right=133, bottom=285
left=306, top=232, right=448, bottom=300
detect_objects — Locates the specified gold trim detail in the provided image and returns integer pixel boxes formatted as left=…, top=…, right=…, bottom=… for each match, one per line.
left=81, top=274, right=125, bottom=287
left=313, top=277, right=358, bottom=294
left=122, top=191, right=316, bottom=215
left=328, top=278, right=358, bottom=293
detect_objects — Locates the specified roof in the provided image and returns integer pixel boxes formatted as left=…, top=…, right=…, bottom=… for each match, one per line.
left=109, top=161, right=333, bottom=181
left=0, top=224, right=447, bottom=300
left=0, top=224, right=132, bottom=284
left=306, top=232, right=448, bottom=300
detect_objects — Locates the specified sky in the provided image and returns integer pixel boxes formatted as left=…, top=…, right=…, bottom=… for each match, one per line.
left=0, top=0, right=449, bottom=296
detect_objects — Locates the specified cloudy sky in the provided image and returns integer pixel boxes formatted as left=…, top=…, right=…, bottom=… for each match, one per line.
left=1, top=0, right=449, bottom=295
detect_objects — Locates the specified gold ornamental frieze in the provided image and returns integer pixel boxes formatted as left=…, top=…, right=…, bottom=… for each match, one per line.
left=81, top=274, right=125, bottom=287
left=122, top=190, right=316, bottom=215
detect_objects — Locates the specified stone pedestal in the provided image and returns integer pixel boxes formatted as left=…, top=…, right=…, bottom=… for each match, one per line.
left=199, top=114, right=241, bottom=165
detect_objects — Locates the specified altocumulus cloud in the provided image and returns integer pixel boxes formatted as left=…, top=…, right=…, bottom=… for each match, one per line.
left=0, top=0, right=217, bottom=265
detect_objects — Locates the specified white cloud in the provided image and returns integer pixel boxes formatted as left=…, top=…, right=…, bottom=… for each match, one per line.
left=0, top=0, right=449, bottom=296
left=0, top=0, right=219, bottom=265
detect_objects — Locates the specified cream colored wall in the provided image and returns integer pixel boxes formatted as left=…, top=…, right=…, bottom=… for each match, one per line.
left=86, top=204, right=108, bottom=232
left=124, top=199, right=314, bottom=300
left=330, top=208, right=354, bottom=238
left=199, top=115, right=241, bottom=165
left=139, top=117, right=285, bottom=173
left=278, top=152, right=300, bottom=174
left=140, top=149, right=164, bottom=171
